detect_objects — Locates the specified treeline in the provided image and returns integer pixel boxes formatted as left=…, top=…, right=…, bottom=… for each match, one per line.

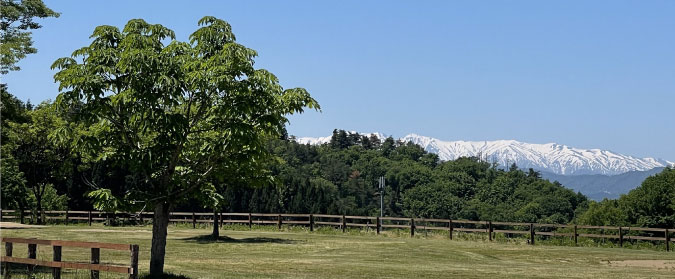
left=577, top=168, right=674, bottom=228
left=1, top=90, right=131, bottom=220
left=2, top=92, right=673, bottom=228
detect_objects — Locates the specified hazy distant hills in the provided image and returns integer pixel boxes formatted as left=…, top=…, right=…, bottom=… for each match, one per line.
left=541, top=168, right=665, bottom=200
left=296, top=132, right=673, bottom=199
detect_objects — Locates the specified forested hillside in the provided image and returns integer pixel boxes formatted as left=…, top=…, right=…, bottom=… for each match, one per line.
left=221, top=130, right=589, bottom=224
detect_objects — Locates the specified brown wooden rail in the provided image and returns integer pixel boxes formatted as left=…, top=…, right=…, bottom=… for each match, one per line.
left=1, top=210, right=672, bottom=251
left=0, top=237, right=138, bottom=279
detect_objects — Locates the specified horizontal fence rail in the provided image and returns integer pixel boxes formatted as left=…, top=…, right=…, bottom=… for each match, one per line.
left=1, top=210, right=672, bottom=251
left=0, top=237, right=138, bottom=279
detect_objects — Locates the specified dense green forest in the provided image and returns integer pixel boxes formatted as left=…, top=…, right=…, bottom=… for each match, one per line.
left=224, top=130, right=588, bottom=225
left=3, top=92, right=673, bottom=228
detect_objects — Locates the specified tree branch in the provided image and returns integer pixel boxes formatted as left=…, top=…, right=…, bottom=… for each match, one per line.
left=147, top=165, right=214, bottom=203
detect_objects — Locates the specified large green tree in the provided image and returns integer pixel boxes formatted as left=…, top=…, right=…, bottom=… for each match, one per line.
left=0, top=146, right=28, bottom=221
left=1, top=0, right=59, bottom=217
left=51, top=17, right=318, bottom=277
left=0, top=0, right=59, bottom=74
left=0, top=88, right=30, bottom=221
left=6, top=102, right=70, bottom=224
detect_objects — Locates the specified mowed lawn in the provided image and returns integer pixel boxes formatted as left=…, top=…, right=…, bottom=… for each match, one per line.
left=2, top=224, right=675, bottom=278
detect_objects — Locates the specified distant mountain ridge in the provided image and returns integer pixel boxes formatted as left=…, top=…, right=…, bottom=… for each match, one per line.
left=295, top=132, right=673, bottom=176
left=540, top=168, right=665, bottom=200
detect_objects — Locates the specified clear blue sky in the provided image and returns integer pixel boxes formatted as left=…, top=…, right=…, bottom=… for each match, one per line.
left=3, top=0, right=674, bottom=161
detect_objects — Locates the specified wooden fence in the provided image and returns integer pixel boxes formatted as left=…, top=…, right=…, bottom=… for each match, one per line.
left=1, top=210, right=672, bottom=251
left=0, top=237, right=138, bottom=279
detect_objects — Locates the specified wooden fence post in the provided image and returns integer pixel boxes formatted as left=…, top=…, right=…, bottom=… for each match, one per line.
left=28, top=244, right=37, bottom=274
left=619, top=227, right=623, bottom=247
left=53, top=246, right=62, bottom=279
left=91, top=248, right=100, bottom=279
left=488, top=221, right=493, bottom=241
left=410, top=219, right=415, bottom=237
left=130, top=245, right=139, bottom=279
left=65, top=210, right=69, bottom=225
left=309, top=214, right=314, bottom=232
left=376, top=216, right=381, bottom=235
left=192, top=212, right=196, bottom=229
left=220, top=212, right=224, bottom=227
left=88, top=211, right=92, bottom=226
left=248, top=213, right=252, bottom=229
left=529, top=223, right=535, bottom=245
left=574, top=225, right=578, bottom=245
left=449, top=220, right=453, bottom=240
left=3, top=242, right=12, bottom=279
left=666, top=229, right=670, bottom=252
left=278, top=214, right=282, bottom=230
left=0, top=209, right=3, bottom=222
left=27, top=243, right=36, bottom=274
left=342, top=215, right=346, bottom=233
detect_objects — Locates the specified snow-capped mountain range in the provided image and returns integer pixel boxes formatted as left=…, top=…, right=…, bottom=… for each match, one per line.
left=295, top=133, right=673, bottom=176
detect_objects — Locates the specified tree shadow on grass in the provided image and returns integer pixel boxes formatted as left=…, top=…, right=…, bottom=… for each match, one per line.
left=182, top=234, right=299, bottom=244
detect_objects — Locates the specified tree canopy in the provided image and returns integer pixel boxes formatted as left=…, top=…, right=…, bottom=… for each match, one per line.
left=6, top=102, right=70, bottom=223
left=0, top=0, right=59, bottom=74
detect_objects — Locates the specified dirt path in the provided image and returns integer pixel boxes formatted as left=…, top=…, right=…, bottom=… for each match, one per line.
left=66, top=228, right=151, bottom=233
left=0, top=222, right=46, bottom=229
left=609, top=260, right=675, bottom=269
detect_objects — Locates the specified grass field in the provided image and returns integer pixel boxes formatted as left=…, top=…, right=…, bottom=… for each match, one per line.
left=1, top=223, right=674, bottom=278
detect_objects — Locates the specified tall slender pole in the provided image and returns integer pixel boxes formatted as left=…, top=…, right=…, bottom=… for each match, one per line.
left=380, top=177, right=383, bottom=217
left=379, top=176, right=385, bottom=218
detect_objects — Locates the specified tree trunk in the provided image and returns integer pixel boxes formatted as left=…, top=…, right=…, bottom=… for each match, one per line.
left=19, top=204, right=25, bottom=224
left=150, top=202, right=170, bottom=277
left=212, top=210, right=219, bottom=238
left=36, top=198, right=43, bottom=225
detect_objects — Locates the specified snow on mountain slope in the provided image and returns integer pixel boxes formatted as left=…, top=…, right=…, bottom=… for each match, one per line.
left=402, top=134, right=672, bottom=175
left=294, top=132, right=673, bottom=175
left=295, top=135, right=332, bottom=145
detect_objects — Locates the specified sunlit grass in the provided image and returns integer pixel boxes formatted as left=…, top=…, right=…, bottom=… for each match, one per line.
left=2, top=223, right=674, bottom=278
